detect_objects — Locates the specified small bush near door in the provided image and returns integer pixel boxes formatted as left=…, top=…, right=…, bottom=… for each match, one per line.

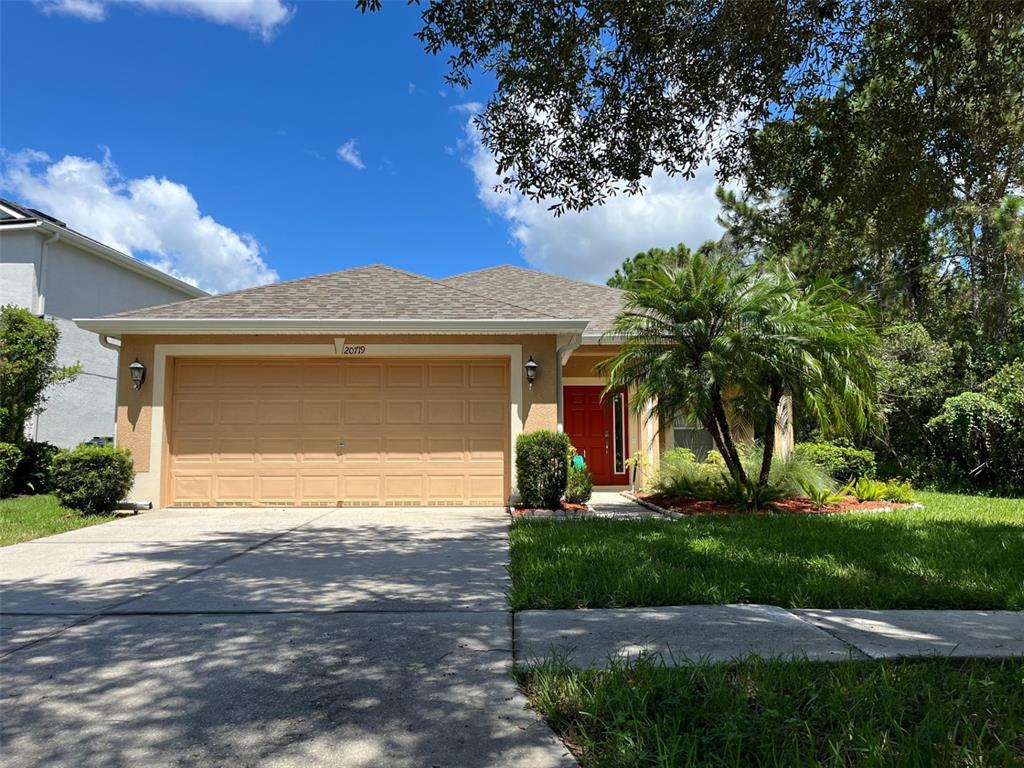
left=50, top=445, right=135, bottom=515
left=0, top=442, right=22, bottom=498
left=516, top=430, right=571, bottom=509
left=565, top=464, right=594, bottom=504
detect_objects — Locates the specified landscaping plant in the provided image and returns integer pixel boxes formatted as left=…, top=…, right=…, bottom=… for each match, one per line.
left=798, top=479, right=849, bottom=510
left=0, top=442, right=22, bottom=498
left=0, top=305, right=79, bottom=445
left=852, top=477, right=889, bottom=503
left=882, top=479, right=915, bottom=504
left=13, top=441, right=59, bottom=494
left=515, top=430, right=571, bottom=509
left=598, top=250, right=877, bottom=508
left=50, top=445, right=134, bottom=515
left=794, top=439, right=876, bottom=481
left=565, top=464, right=594, bottom=505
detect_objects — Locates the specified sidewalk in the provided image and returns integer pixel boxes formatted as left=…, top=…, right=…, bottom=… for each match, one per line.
left=515, top=605, right=1024, bottom=667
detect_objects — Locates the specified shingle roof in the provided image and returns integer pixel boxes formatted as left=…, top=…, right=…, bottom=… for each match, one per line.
left=107, top=264, right=558, bottom=321
left=442, top=265, right=625, bottom=336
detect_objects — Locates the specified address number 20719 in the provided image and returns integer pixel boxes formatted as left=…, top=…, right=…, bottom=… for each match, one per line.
left=343, top=345, right=366, bottom=355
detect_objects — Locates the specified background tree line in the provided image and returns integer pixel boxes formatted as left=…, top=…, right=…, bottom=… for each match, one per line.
left=366, top=0, right=1024, bottom=488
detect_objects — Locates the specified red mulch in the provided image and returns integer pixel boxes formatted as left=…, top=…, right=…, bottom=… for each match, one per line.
left=511, top=501, right=590, bottom=517
left=638, top=493, right=909, bottom=516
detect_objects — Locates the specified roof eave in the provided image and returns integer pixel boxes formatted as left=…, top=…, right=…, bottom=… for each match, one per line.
left=581, top=331, right=627, bottom=344
left=74, top=317, right=591, bottom=337
left=1, top=220, right=207, bottom=299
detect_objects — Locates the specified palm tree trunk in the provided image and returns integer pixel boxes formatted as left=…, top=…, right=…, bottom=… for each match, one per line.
left=711, top=390, right=747, bottom=486
left=758, top=383, right=784, bottom=487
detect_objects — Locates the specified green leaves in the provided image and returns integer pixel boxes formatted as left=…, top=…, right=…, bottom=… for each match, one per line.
left=0, top=305, right=81, bottom=445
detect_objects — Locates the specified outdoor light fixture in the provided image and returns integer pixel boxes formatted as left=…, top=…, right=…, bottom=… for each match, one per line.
left=128, top=358, right=146, bottom=391
left=524, top=356, right=539, bottom=389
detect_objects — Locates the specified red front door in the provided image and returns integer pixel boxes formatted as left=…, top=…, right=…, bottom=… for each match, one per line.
left=564, top=386, right=629, bottom=485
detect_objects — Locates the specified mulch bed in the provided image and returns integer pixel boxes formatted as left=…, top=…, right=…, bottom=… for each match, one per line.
left=637, top=493, right=912, bottom=516
left=511, top=501, right=590, bottom=518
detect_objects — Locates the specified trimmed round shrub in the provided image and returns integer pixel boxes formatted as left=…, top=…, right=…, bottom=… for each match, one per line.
left=565, top=464, right=594, bottom=504
left=50, top=445, right=134, bottom=515
left=13, top=440, right=59, bottom=494
left=795, top=439, right=876, bottom=482
left=516, top=430, right=571, bottom=509
left=0, top=442, right=22, bottom=498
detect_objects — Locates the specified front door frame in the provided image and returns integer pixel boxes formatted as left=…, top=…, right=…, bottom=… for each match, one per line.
left=562, top=384, right=630, bottom=486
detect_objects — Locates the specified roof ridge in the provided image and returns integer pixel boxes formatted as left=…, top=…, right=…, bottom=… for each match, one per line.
left=446, top=263, right=624, bottom=294
left=375, top=263, right=563, bottom=320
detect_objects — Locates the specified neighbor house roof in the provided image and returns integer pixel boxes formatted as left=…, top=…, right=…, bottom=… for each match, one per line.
left=0, top=197, right=207, bottom=299
left=76, top=264, right=589, bottom=336
left=442, top=265, right=625, bottom=341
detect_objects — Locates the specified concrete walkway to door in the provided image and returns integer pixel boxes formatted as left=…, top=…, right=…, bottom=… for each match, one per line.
left=0, top=507, right=574, bottom=768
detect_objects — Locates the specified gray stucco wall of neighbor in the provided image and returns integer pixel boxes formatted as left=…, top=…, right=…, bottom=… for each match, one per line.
left=0, top=228, right=199, bottom=448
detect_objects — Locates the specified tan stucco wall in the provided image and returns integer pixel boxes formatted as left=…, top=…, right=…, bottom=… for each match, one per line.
left=114, top=333, right=560, bottom=473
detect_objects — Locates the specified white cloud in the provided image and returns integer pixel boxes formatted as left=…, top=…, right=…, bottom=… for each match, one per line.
left=336, top=139, right=365, bottom=170
left=1, top=149, right=278, bottom=293
left=36, top=0, right=294, bottom=39
left=458, top=113, right=727, bottom=283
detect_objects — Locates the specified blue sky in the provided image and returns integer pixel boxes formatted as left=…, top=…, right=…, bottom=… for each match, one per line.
left=1, top=0, right=724, bottom=293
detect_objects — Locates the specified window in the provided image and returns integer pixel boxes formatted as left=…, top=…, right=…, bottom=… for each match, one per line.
left=670, top=415, right=715, bottom=460
left=612, top=392, right=626, bottom=474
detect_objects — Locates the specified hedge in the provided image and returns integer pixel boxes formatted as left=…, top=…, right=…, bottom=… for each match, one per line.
left=794, top=439, right=876, bottom=482
left=50, top=445, right=135, bottom=515
left=515, top=430, right=571, bottom=509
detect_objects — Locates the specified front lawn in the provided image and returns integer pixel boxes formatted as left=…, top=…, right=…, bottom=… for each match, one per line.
left=0, top=494, right=119, bottom=546
left=515, top=656, right=1024, bottom=767
left=509, top=491, right=1024, bottom=610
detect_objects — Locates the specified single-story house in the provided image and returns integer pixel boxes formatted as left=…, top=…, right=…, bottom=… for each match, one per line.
left=75, top=264, right=791, bottom=507
left=0, top=197, right=207, bottom=448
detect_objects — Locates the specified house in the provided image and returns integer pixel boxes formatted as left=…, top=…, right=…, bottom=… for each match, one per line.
left=75, top=263, right=791, bottom=507
left=0, top=198, right=207, bottom=448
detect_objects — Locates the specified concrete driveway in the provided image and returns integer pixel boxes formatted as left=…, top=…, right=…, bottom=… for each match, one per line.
left=0, top=507, right=573, bottom=768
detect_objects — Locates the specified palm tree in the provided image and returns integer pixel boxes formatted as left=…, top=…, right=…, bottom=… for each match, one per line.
left=599, top=250, right=878, bottom=492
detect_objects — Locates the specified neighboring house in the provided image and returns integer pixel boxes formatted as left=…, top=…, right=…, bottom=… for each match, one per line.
left=0, top=198, right=207, bottom=448
left=75, top=263, right=792, bottom=507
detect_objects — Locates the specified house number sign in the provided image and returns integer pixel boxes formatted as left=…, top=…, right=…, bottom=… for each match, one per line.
left=342, top=345, right=366, bottom=355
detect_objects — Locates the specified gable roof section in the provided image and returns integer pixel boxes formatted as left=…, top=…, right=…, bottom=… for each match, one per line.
left=76, top=265, right=588, bottom=335
left=0, top=197, right=206, bottom=299
left=442, top=265, right=625, bottom=340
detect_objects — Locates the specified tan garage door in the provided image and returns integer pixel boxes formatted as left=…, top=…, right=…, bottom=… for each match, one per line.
left=168, top=358, right=510, bottom=507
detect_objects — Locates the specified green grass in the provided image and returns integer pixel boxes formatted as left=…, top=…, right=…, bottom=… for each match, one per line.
left=0, top=494, right=118, bottom=546
left=509, top=491, right=1024, bottom=610
left=515, top=655, right=1024, bottom=767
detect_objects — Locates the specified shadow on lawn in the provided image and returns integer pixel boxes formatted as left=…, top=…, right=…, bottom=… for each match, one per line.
left=510, top=513, right=1024, bottom=610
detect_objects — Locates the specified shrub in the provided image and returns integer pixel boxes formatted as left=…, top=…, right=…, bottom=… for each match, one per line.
left=795, top=439, right=876, bottom=481
left=0, top=442, right=22, bottom=498
left=516, top=430, right=571, bottom=509
left=654, top=448, right=721, bottom=499
left=798, top=479, right=848, bottom=509
left=882, top=479, right=915, bottom=503
left=13, top=440, right=59, bottom=494
left=718, top=476, right=786, bottom=511
left=0, top=305, right=80, bottom=443
left=565, top=464, right=594, bottom=504
left=852, top=477, right=888, bottom=502
left=50, top=445, right=134, bottom=515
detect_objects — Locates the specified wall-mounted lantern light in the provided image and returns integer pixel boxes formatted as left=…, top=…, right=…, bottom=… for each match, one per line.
left=524, top=356, right=539, bottom=390
left=128, top=358, right=146, bottom=390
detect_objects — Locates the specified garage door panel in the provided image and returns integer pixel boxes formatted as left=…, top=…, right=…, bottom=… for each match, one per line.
left=386, top=401, right=423, bottom=424
left=344, top=400, right=382, bottom=424
left=340, top=436, right=383, bottom=464
left=428, top=401, right=466, bottom=424
left=175, top=400, right=216, bottom=427
left=169, top=357, right=509, bottom=506
left=218, top=436, right=258, bottom=464
left=341, top=475, right=382, bottom=504
left=257, top=475, right=298, bottom=503
left=470, top=401, right=505, bottom=425
left=344, top=363, right=382, bottom=387
left=428, top=363, right=466, bottom=387
left=219, top=400, right=259, bottom=425
left=216, top=362, right=260, bottom=388
left=215, top=475, right=256, bottom=502
left=302, top=400, right=341, bottom=425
